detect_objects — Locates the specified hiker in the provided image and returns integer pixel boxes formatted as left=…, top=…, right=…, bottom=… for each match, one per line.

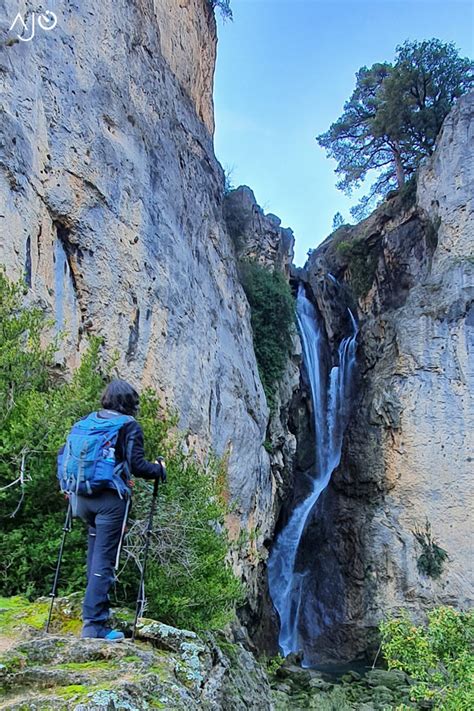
left=57, top=379, right=166, bottom=642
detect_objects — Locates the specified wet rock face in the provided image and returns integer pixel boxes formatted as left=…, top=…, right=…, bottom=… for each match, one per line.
left=243, top=331, right=302, bottom=652
left=299, top=92, right=474, bottom=660
left=0, top=1, right=276, bottom=597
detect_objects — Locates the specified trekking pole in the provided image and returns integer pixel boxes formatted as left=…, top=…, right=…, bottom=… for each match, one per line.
left=114, top=496, right=131, bottom=572
left=131, top=474, right=161, bottom=642
left=46, top=497, right=73, bottom=633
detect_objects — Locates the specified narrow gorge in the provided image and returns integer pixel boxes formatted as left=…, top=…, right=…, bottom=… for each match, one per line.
left=267, top=284, right=357, bottom=664
left=0, top=1, right=472, bottom=709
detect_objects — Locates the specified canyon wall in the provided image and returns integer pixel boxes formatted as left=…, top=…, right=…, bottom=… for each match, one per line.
left=1, top=0, right=471, bottom=666
left=0, top=0, right=292, bottom=602
left=223, top=185, right=301, bottom=629
left=299, top=92, right=473, bottom=661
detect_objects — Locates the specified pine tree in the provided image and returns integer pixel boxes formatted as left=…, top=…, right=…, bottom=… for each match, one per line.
left=317, top=39, right=473, bottom=219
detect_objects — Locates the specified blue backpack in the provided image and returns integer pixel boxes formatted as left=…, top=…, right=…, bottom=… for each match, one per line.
left=57, top=412, right=135, bottom=498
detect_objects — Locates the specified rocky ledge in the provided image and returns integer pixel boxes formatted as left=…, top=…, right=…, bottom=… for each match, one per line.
left=0, top=596, right=272, bottom=710
left=0, top=596, right=426, bottom=710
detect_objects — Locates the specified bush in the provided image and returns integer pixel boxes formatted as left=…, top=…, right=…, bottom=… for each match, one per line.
left=116, top=392, right=243, bottom=630
left=413, top=519, right=448, bottom=579
left=335, top=237, right=379, bottom=299
left=238, top=262, right=295, bottom=411
left=0, top=270, right=242, bottom=631
left=0, top=270, right=106, bottom=596
left=380, top=606, right=474, bottom=709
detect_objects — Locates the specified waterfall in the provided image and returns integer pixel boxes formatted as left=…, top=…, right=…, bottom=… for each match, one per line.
left=268, top=283, right=357, bottom=659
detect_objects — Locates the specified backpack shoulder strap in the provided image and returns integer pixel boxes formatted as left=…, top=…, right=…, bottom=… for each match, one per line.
left=120, top=418, right=137, bottom=478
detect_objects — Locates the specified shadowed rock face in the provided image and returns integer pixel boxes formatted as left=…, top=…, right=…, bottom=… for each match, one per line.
left=0, top=0, right=297, bottom=604
left=295, top=92, right=474, bottom=662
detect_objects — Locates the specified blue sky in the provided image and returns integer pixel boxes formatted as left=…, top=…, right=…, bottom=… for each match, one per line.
left=213, top=0, right=474, bottom=265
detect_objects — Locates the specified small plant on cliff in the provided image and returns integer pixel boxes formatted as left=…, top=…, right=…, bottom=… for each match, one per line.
left=265, top=653, right=285, bottom=676
left=0, top=270, right=242, bottom=631
left=335, top=237, right=379, bottom=299
left=223, top=165, right=235, bottom=195
left=332, top=211, right=345, bottom=231
left=209, top=0, right=232, bottom=21
left=238, top=261, right=295, bottom=411
left=413, top=519, right=449, bottom=579
left=380, top=607, right=474, bottom=709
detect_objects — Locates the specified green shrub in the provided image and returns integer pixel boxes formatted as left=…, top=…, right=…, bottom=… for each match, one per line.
left=117, top=392, right=244, bottom=630
left=335, top=239, right=353, bottom=257
left=265, top=653, right=285, bottom=676
left=413, top=519, right=448, bottom=578
left=335, top=237, right=379, bottom=299
left=380, top=606, right=474, bottom=709
left=0, top=270, right=106, bottom=596
left=238, top=262, right=295, bottom=411
left=0, top=270, right=242, bottom=631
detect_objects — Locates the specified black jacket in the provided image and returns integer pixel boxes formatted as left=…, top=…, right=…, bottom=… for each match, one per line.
left=97, top=410, right=163, bottom=481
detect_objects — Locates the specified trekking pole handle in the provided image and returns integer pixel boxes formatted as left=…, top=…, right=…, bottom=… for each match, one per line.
left=155, top=456, right=166, bottom=484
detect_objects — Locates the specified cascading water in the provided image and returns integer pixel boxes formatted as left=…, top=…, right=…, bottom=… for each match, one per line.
left=268, top=282, right=357, bottom=659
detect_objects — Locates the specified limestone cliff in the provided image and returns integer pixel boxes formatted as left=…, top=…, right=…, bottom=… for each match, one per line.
left=224, top=186, right=295, bottom=276
left=0, top=0, right=287, bottom=603
left=1, top=0, right=471, bottom=671
left=298, top=92, right=473, bottom=661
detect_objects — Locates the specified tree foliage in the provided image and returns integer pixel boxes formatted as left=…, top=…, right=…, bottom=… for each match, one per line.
left=0, top=269, right=241, bottom=631
left=317, top=39, right=474, bottom=219
left=380, top=607, right=474, bottom=709
left=335, top=237, right=379, bottom=299
left=332, top=212, right=345, bottom=231
left=209, top=0, right=232, bottom=21
left=238, top=262, right=295, bottom=411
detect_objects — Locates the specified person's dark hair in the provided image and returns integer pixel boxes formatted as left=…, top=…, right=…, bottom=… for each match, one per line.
left=101, top=379, right=139, bottom=416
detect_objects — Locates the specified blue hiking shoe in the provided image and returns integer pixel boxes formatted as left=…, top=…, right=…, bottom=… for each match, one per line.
left=81, top=624, right=124, bottom=642
left=103, top=629, right=125, bottom=642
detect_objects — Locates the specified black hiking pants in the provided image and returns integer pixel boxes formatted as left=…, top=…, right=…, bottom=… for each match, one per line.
left=76, top=490, right=129, bottom=627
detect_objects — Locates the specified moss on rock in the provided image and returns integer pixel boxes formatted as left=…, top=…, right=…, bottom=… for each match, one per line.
left=0, top=596, right=275, bottom=710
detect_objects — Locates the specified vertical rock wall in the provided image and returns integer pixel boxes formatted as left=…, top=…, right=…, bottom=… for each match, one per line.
left=300, top=92, right=474, bottom=661
left=223, top=185, right=300, bottom=628
left=0, top=0, right=278, bottom=601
